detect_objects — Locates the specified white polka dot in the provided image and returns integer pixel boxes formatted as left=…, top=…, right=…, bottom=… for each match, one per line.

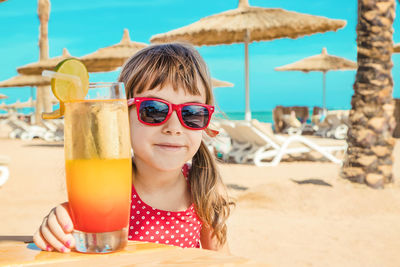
left=177, top=213, right=181, bottom=216
left=180, top=243, right=184, bottom=247
left=189, top=241, right=192, bottom=244
left=151, top=226, right=154, bottom=230
left=190, top=224, right=193, bottom=226
left=166, top=240, right=169, bottom=244
left=161, top=226, right=164, bottom=229
left=176, top=220, right=179, bottom=224
left=176, top=230, right=179, bottom=233
left=161, top=217, right=165, bottom=220
left=155, top=240, right=159, bottom=243
left=167, top=212, right=171, bottom=216
left=181, top=234, right=184, bottom=237
left=141, top=226, right=144, bottom=230
left=185, top=238, right=188, bottom=241
left=146, top=211, right=150, bottom=214
left=136, top=221, right=140, bottom=225
left=152, top=208, right=156, bottom=210
left=137, top=211, right=140, bottom=214
left=185, top=229, right=188, bottom=232
left=135, top=231, right=139, bottom=235
left=171, top=217, right=175, bottom=220
left=145, top=231, right=149, bottom=235
left=138, top=200, right=141, bottom=204
left=175, top=239, right=179, bottom=243
left=171, top=226, right=174, bottom=229
left=140, top=236, right=143, bottom=240
left=151, top=216, right=155, bottom=220
left=150, top=236, right=154, bottom=240
left=161, top=235, right=164, bottom=239
left=166, top=230, right=169, bottom=234
left=181, top=216, right=184, bottom=220
left=130, top=226, right=133, bottom=229
left=189, top=233, right=192, bottom=236
left=180, top=225, right=184, bottom=228
left=156, top=221, right=160, bottom=225
left=141, top=216, right=145, bottom=219
left=157, top=212, right=160, bottom=215
left=171, top=235, right=174, bottom=238
left=142, top=206, right=146, bottom=209
left=146, top=221, right=150, bottom=225
left=194, top=227, right=197, bottom=230
left=156, top=231, right=159, bottom=234
left=166, top=222, right=169, bottom=225
left=131, top=215, right=135, bottom=219
left=133, top=194, right=137, bottom=198
left=132, top=205, right=136, bottom=209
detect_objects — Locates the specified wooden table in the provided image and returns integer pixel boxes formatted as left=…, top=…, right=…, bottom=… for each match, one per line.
left=0, top=236, right=264, bottom=266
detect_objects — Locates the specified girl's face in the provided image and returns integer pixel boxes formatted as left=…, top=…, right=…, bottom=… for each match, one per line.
left=129, top=83, right=206, bottom=172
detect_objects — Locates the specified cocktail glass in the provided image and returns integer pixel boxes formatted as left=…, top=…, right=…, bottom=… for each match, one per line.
left=62, top=82, right=132, bottom=253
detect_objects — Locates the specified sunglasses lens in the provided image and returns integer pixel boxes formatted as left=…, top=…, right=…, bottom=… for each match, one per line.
left=181, top=105, right=210, bottom=129
left=139, top=100, right=169, bottom=124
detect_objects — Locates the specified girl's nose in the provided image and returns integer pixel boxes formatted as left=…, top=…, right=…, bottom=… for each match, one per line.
left=161, top=110, right=183, bottom=135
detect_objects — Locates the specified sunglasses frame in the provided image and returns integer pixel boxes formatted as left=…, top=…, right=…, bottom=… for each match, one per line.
left=127, top=97, right=215, bottom=130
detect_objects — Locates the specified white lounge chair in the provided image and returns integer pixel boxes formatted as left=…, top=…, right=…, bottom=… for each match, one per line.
left=220, top=119, right=346, bottom=166
left=0, top=155, right=10, bottom=187
left=5, top=116, right=55, bottom=141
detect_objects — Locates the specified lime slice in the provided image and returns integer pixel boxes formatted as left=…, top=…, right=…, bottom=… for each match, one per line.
left=42, top=102, right=65, bottom=119
left=51, top=58, right=89, bottom=102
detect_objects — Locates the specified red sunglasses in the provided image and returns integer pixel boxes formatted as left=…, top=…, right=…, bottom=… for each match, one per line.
left=127, top=97, right=215, bottom=130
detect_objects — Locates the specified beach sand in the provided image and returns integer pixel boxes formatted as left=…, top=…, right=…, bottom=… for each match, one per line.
left=0, top=138, right=399, bottom=267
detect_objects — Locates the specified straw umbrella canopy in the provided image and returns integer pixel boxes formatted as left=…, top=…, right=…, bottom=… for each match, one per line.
left=0, top=94, right=7, bottom=99
left=275, top=47, right=357, bottom=111
left=150, top=0, right=346, bottom=120
left=17, top=48, right=73, bottom=75
left=0, top=74, right=50, bottom=88
left=80, top=29, right=148, bottom=72
left=393, top=43, right=400, bottom=53
left=211, top=78, right=234, bottom=88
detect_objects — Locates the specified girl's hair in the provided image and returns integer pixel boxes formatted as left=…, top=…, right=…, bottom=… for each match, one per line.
left=118, top=43, right=233, bottom=246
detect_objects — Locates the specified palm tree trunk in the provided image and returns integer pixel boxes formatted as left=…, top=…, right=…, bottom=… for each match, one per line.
left=341, top=0, right=396, bottom=188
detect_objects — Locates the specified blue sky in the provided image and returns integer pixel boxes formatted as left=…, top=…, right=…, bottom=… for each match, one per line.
left=1, top=0, right=399, bottom=113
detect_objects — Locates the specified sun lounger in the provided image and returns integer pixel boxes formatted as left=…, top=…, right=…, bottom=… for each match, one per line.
left=219, top=119, right=346, bottom=166
left=5, top=116, right=55, bottom=141
left=0, top=155, right=10, bottom=187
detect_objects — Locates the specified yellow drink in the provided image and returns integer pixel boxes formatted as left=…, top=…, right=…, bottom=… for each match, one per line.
left=63, top=93, right=132, bottom=252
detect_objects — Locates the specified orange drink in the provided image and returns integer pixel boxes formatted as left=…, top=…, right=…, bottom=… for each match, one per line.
left=63, top=84, right=132, bottom=253
left=65, top=158, right=131, bottom=233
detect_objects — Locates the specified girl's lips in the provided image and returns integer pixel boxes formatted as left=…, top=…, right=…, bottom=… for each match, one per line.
left=154, top=143, right=186, bottom=151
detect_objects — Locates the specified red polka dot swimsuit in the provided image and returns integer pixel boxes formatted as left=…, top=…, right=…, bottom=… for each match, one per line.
left=128, top=164, right=202, bottom=248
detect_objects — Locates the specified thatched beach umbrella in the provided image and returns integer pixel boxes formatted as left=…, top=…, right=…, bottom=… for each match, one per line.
left=211, top=78, right=234, bottom=88
left=275, top=47, right=357, bottom=111
left=393, top=43, right=400, bottom=53
left=0, top=94, right=7, bottom=99
left=80, top=29, right=148, bottom=72
left=150, top=0, right=346, bottom=120
left=17, top=48, right=73, bottom=75
left=0, top=74, right=50, bottom=88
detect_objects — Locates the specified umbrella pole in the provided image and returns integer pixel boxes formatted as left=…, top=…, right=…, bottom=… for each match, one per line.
left=244, top=30, right=251, bottom=121
left=323, top=71, right=327, bottom=114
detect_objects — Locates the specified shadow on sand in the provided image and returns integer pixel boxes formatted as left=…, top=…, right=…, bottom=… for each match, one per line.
left=291, top=178, right=332, bottom=187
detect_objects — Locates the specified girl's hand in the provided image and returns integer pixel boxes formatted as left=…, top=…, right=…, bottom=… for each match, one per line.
left=33, top=202, right=75, bottom=253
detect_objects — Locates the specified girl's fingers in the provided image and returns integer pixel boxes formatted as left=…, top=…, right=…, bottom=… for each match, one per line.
left=40, top=217, right=70, bottom=253
left=55, top=203, right=74, bottom=233
left=47, top=209, right=75, bottom=249
left=33, top=229, right=53, bottom=252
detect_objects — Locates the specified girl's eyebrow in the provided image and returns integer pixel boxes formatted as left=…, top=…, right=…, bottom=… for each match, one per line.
left=143, top=95, right=203, bottom=104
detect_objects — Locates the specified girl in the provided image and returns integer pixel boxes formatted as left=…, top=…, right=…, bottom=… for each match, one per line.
left=33, top=43, right=233, bottom=253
